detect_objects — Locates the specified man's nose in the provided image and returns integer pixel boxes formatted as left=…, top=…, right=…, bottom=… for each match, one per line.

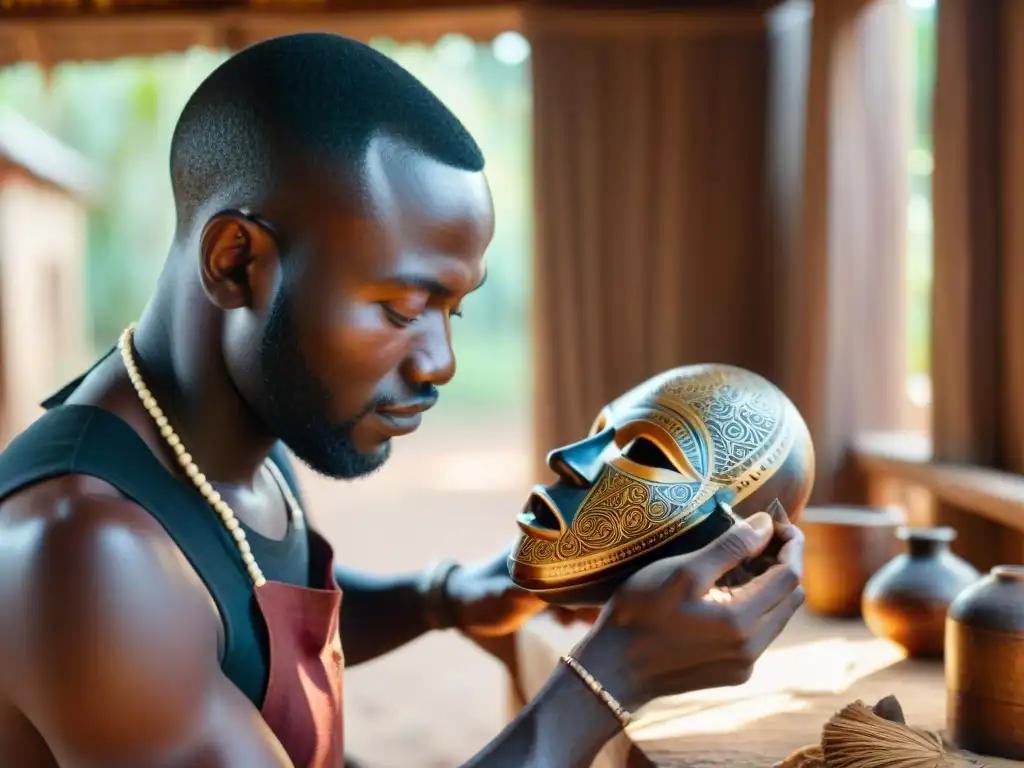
left=401, top=311, right=456, bottom=386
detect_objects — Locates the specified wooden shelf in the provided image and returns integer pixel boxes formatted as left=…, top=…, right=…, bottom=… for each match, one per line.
left=850, top=431, right=1024, bottom=535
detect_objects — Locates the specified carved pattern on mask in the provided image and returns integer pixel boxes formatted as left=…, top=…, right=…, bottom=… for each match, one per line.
left=653, top=370, right=786, bottom=484
left=513, top=463, right=710, bottom=578
left=511, top=365, right=810, bottom=585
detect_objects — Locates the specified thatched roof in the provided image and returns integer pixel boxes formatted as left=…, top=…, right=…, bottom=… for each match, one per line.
left=0, top=107, right=103, bottom=200
left=0, top=0, right=780, bottom=67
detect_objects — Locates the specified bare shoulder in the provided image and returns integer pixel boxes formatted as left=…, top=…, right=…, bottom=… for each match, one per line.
left=0, top=475, right=224, bottom=755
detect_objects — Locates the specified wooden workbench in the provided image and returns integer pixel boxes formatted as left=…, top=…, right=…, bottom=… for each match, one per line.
left=512, top=608, right=1022, bottom=768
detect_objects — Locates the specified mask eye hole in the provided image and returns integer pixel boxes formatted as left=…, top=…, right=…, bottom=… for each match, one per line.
left=613, top=419, right=703, bottom=481
left=622, top=437, right=678, bottom=472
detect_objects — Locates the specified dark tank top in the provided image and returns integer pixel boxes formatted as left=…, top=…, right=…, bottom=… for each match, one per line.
left=3, top=350, right=346, bottom=766
left=0, top=402, right=310, bottom=709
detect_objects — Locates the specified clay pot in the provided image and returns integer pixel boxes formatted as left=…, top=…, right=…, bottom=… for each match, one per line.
left=946, top=565, right=1024, bottom=759
left=861, top=527, right=980, bottom=658
left=800, top=506, right=905, bottom=617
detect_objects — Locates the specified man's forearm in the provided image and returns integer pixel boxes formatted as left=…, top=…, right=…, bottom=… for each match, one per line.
left=334, top=564, right=434, bottom=666
left=462, top=663, right=624, bottom=767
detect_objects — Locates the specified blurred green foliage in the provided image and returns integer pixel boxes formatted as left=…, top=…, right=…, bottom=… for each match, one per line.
left=906, top=2, right=936, bottom=377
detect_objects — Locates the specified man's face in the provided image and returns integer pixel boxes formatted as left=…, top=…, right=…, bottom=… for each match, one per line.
left=230, top=137, right=494, bottom=478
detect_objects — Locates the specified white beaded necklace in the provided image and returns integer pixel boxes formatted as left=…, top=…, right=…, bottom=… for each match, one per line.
left=118, top=323, right=304, bottom=589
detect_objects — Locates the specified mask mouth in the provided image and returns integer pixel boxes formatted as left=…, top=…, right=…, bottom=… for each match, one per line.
left=516, top=482, right=592, bottom=541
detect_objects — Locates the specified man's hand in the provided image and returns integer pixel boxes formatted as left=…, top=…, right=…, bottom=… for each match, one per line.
left=445, top=547, right=597, bottom=639
left=445, top=498, right=801, bottom=640
left=461, top=511, right=806, bottom=768
left=576, top=510, right=806, bottom=710
left=717, top=498, right=802, bottom=588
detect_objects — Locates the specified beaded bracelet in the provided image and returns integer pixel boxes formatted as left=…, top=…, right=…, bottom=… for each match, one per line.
left=421, top=559, right=462, bottom=630
left=561, top=654, right=633, bottom=728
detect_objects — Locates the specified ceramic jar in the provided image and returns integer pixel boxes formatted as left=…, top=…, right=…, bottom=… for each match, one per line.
left=800, top=506, right=905, bottom=617
left=861, top=527, right=980, bottom=658
left=946, top=565, right=1024, bottom=759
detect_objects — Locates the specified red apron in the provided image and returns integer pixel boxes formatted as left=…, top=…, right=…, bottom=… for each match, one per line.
left=253, top=530, right=345, bottom=768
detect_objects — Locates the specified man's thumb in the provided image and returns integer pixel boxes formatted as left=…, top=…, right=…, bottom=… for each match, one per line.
left=689, top=511, right=775, bottom=592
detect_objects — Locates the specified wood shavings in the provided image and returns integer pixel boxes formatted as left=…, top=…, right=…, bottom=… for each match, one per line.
left=774, top=696, right=987, bottom=768
left=822, top=701, right=969, bottom=768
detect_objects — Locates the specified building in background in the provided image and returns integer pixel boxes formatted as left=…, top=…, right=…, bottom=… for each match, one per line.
left=0, top=106, right=98, bottom=444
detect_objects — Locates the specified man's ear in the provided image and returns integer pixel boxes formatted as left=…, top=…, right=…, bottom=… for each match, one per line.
left=198, top=212, right=279, bottom=310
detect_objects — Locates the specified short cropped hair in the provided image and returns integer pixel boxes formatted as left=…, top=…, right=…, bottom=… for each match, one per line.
left=169, top=32, right=485, bottom=232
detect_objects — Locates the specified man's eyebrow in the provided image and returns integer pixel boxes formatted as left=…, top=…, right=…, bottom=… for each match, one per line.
left=386, top=270, right=488, bottom=297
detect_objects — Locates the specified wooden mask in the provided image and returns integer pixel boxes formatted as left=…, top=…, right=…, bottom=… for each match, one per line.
left=508, top=364, right=815, bottom=605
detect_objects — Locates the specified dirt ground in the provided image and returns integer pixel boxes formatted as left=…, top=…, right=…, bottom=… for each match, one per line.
left=295, top=406, right=535, bottom=768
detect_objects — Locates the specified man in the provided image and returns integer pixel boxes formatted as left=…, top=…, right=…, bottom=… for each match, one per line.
left=0, top=33, right=804, bottom=767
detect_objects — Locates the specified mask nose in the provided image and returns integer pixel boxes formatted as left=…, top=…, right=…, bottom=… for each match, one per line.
left=546, top=426, right=616, bottom=486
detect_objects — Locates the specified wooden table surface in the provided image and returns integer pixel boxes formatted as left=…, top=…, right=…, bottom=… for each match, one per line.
left=513, top=609, right=1023, bottom=768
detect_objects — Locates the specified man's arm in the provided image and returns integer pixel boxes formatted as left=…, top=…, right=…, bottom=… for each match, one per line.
left=0, top=490, right=292, bottom=768
left=335, top=559, right=625, bottom=765
left=463, top=662, right=624, bottom=767
left=336, top=551, right=565, bottom=666
left=334, top=564, right=439, bottom=666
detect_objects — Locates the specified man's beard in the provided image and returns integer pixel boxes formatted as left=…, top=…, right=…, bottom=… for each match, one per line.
left=258, top=290, right=390, bottom=479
